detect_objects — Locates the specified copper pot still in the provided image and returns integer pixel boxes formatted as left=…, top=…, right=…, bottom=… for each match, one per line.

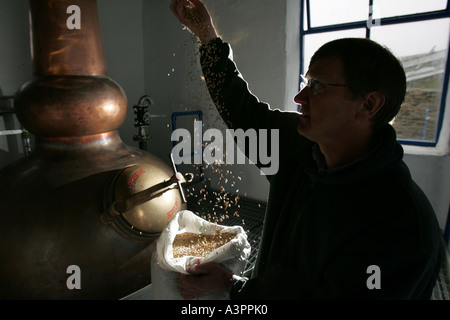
left=0, top=0, right=186, bottom=299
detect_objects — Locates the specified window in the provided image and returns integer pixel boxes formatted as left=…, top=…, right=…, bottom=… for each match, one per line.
left=300, top=0, right=450, bottom=146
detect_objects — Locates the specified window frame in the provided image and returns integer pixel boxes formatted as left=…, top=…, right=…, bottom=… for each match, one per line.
left=299, top=0, right=450, bottom=147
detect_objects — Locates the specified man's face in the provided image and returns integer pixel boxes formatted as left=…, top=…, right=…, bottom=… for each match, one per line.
left=294, top=57, right=364, bottom=145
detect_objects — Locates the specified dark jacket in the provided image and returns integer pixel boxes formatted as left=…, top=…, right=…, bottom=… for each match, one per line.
left=199, top=38, right=442, bottom=299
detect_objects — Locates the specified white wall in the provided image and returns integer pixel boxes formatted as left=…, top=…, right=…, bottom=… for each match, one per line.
left=404, top=153, right=450, bottom=230
left=97, top=0, right=145, bottom=146
left=0, top=0, right=31, bottom=168
left=0, top=0, right=31, bottom=96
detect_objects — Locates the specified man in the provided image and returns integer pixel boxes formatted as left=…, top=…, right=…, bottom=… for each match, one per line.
left=170, top=0, right=443, bottom=299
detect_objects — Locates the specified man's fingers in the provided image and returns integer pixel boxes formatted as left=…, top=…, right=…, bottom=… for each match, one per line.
left=186, top=262, right=217, bottom=275
left=186, top=263, right=205, bottom=275
left=179, top=272, right=202, bottom=299
left=170, top=0, right=189, bottom=23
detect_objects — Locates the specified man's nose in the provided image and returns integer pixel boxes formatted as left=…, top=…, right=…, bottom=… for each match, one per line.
left=294, top=86, right=309, bottom=105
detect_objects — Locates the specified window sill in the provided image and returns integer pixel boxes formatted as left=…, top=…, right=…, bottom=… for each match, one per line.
left=402, top=142, right=450, bottom=156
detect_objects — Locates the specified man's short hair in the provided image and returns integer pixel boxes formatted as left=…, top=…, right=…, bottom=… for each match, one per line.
left=310, top=38, right=407, bottom=131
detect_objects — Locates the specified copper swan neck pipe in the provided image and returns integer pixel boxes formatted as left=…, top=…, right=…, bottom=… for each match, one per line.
left=29, top=0, right=107, bottom=76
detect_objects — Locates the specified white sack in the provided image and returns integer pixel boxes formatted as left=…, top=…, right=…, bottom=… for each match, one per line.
left=151, top=210, right=251, bottom=300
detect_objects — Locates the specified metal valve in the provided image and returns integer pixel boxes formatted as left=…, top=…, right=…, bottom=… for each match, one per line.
left=101, top=153, right=195, bottom=240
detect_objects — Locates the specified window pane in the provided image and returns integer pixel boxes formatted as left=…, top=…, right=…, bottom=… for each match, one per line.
left=373, top=0, right=448, bottom=20
left=309, top=0, right=368, bottom=27
left=303, top=29, right=366, bottom=72
left=371, top=18, right=450, bottom=142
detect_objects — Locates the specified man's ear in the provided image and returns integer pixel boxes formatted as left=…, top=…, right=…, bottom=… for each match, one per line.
left=361, top=91, right=386, bottom=120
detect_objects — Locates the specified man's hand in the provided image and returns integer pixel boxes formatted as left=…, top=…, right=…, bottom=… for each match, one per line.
left=179, top=262, right=234, bottom=299
left=170, top=0, right=218, bottom=44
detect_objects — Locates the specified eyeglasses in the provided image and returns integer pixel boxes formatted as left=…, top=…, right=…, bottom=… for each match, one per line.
left=299, top=74, right=348, bottom=95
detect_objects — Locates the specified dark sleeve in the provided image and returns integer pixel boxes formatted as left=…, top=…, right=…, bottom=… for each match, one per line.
left=199, top=38, right=305, bottom=176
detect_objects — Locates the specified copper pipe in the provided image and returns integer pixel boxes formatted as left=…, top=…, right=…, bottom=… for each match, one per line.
left=29, top=0, right=107, bottom=76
